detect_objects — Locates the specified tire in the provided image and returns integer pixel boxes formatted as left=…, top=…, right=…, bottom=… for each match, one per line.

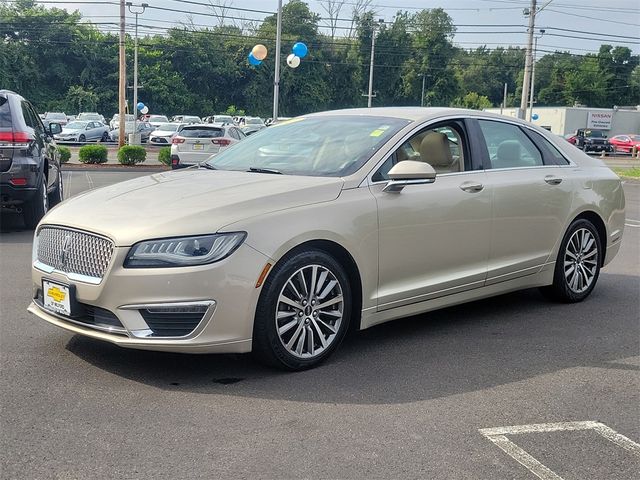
left=252, top=249, right=352, bottom=370
left=541, top=219, right=601, bottom=303
left=101, top=131, right=109, bottom=142
left=79, top=134, right=86, bottom=144
left=48, top=170, right=63, bottom=206
left=23, top=174, right=48, bottom=230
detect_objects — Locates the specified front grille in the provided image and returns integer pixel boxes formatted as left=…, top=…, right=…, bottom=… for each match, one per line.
left=140, top=308, right=206, bottom=337
left=35, top=290, right=125, bottom=334
left=37, top=226, right=114, bottom=281
left=152, top=137, right=168, bottom=144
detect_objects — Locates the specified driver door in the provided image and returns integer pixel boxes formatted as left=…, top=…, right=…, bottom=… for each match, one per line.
left=369, top=120, right=491, bottom=311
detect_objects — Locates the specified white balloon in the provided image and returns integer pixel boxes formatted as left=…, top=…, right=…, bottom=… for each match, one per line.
left=287, top=54, right=300, bottom=68
left=140, top=106, right=149, bottom=114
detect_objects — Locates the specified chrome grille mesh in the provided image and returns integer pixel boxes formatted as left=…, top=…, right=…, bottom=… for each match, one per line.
left=37, top=227, right=114, bottom=280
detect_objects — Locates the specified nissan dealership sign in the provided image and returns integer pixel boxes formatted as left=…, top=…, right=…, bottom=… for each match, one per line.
left=587, top=111, right=613, bottom=129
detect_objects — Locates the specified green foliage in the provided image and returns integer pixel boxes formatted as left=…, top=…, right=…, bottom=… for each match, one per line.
left=78, top=145, right=108, bottom=164
left=1, top=1, right=637, bottom=116
left=224, top=105, right=246, bottom=116
left=453, top=92, right=493, bottom=110
left=57, top=145, right=71, bottom=163
left=117, top=146, right=146, bottom=165
left=157, top=147, right=171, bottom=166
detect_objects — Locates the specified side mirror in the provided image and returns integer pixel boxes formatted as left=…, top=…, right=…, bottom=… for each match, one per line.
left=48, top=122, right=62, bottom=135
left=383, top=160, right=436, bottom=193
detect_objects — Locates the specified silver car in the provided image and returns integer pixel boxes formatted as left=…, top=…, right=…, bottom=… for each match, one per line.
left=110, top=114, right=135, bottom=130
left=170, top=124, right=245, bottom=168
left=29, top=108, right=625, bottom=370
left=54, top=120, right=110, bottom=143
left=109, top=122, right=154, bottom=143
left=148, top=122, right=186, bottom=145
left=240, top=117, right=266, bottom=136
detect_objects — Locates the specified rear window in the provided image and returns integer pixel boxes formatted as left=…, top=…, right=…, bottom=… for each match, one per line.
left=180, top=127, right=223, bottom=138
left=0, top=97, right=11, bottom=128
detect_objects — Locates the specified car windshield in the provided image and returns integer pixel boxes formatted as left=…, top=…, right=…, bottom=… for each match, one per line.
left=180, top=127, right=223, bottom=138
left=214, top=116, right=233, bottom=123
left=585, top=130, right=605, bottom=138
left=65, top=121, right=88, bottom=129
left=629, top=135, right=640, bottom=141
left=78, top=113, right=100, bottom=120
left=156, top=123, right=179, bottom=131
left=206, top=115, right=409, bottom=177
left=46, top=113, right=66, bottom=120
left=246, top=118, right=263, bottom=125
left=149, top=115, right=168, bottom=122
left=184, top=116, right=201, bottom=122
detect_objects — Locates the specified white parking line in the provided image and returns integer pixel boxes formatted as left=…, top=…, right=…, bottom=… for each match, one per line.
left=625, top=219, right=640, bottom=228
left=480, top=421, right=640, bottom=480
left=85, top=171, right=95, bottom=190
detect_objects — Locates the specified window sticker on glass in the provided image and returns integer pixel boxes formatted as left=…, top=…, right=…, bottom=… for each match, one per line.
left=370, top=126, right=390, bottom=137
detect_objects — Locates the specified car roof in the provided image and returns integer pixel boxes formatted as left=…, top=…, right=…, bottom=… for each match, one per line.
left=309, top=106, right=533, bottom=125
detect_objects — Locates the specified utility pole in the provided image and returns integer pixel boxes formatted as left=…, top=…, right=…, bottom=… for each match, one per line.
left=126, top=2, right=147, bottom=145
left=421, top=74, right=426, bottom=107
left=367, top=19, right=384, bottom=108
left=501, top=82, right=508, bottom=115
left=118, top=0, right=126, bottom=147
left=519, top=0, right=537, bottom=120
left=272, top=0, right=282, bottom=121
left=528, top=29, right=545, bottom=121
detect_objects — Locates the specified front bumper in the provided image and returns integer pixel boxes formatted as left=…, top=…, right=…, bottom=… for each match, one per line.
left=29, top=242, right=271, bottom=353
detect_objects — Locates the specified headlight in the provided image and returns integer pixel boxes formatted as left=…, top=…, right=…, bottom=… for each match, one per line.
left=124, top=232, right=246, bottom=268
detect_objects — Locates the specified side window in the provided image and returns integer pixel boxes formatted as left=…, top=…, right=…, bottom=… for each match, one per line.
left=372, top=122, right=468, bottom=182
left=228, top=128, right=239, bottom=140
left=27, top=104, right=45, bottom=134
left=478, top=120, right=543, bottom=169
left=527, top=130, right=570, bottom=165
left=21, top=101, right=37, bottom=130
left=235, top=128, right=246, bottom=138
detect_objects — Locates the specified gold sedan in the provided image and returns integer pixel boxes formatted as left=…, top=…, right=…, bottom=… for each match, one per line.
left=28, top=108, right=626, bottom=370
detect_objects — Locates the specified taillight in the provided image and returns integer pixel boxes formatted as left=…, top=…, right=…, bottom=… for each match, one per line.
left=0, top=131, right=31, bottom=144
left=212, top=138, right=231, bottom=146
left=171, top=155, right=180, bottom=166
left=172, top=137, right=185, bottom=144
left=9, top=178, right=27, bottom=186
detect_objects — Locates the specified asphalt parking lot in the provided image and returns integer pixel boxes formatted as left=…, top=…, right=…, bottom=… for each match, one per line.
left=1, top=170, right=639, bottom=479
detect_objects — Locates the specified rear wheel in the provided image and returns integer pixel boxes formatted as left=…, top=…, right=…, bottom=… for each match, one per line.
left=252, top=250, right=351, bottom=370
left=542, top=219, right=601, bottom=303
left=23, top=175, right=48, bottom=229
left=101, top=131, right=109, bottom=142
left=48, top=170, right=63, bottom=206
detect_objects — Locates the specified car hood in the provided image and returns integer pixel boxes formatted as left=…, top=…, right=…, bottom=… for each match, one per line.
left=42, top=169, right=344, bottom=246
left=151, top=130, right=174, bottom=136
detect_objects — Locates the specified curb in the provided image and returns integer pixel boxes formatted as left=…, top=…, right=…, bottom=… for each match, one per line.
left=62, top=164, right=170, bottom=172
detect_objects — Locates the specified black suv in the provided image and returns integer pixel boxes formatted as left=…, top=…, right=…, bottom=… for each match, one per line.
left=574, top=128, right=613, bottom=153
left=0, top=90, right=64, bottom=228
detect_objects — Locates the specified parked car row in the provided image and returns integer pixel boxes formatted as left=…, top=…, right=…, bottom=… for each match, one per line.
left=563, top=128, right=640, bottom=154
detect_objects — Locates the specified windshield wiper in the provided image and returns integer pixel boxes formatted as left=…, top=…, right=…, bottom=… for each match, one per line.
left=247, top=167, right=282, bottom=175
left=199, top=163, right=217, bottom=170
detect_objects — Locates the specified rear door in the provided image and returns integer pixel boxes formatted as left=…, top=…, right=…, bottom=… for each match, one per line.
left=0, top=94, right=13, bottom=172
left=475, top=118, right=575, bottom=284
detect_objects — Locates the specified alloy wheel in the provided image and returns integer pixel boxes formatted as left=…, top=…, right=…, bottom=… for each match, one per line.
left=275, top=264, right=344, bottom=359
left=564, top=228, right=598, bottom=294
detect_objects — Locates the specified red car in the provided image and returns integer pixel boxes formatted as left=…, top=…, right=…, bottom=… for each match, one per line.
left=609, top=134, right=640, bottom=153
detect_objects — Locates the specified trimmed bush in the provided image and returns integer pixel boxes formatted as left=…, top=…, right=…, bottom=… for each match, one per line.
left=57, top=146, right=71, bottom=164
left=117, top=145, right=146, bottom=165
left=158, top=147, right=171, bottom=166
left=78, top=145, right=108, bottom=164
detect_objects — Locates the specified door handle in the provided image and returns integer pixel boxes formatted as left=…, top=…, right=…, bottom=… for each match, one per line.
left=459, top=181, right=484, bottom=193
left=544, top=175, right=563, bottom=185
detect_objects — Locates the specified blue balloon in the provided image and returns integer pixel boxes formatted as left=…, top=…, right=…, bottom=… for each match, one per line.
left=532, top=113, right=539, bottom=120
left=248, top=52, right=262, bottom=66
left=136, top=102, right=144, bottom=111
left=292, top=42, right=308, bottom=58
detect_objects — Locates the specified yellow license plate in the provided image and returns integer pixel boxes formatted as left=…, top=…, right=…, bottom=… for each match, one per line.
left=42, top=280, right=71, bottom=316
left=192, top=144, right=204, bottom=150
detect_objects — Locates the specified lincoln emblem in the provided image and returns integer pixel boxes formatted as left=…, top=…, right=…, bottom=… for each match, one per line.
left=60, top=235, right=71, bottom=268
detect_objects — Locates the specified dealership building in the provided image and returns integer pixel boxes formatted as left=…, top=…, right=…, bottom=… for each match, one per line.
left=484, top=106, right=640, bottom=137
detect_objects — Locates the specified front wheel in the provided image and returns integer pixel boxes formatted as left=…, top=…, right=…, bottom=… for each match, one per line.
left=78, top=134, right=86, bottom=144
left=252, top=250, right=352, bottom=370
left=541, top=219, right=601, bottom=303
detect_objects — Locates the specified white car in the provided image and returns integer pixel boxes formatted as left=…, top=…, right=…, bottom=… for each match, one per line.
left=170, top=124, right=245, bottom=168
left=110, top=114, right=135, bottom=130
left=146, top=115, right=169, bottom=128
left=148, top=123, right=186, bottom=145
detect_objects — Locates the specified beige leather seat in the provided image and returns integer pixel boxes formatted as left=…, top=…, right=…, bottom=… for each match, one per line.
left=419, top=131, right=459, bottom=173
left=494, top=140, right=521, bottom=169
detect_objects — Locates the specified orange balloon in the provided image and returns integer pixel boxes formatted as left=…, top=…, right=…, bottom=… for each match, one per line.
left=252, top=44, right=268, bottom=61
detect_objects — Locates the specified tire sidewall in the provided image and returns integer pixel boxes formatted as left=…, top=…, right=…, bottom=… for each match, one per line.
left=254, top=250, right=352, bottom=370
left=553, top=219, right=601, bottom=302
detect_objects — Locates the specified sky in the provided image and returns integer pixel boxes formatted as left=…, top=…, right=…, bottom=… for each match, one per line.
left=51, top=0, right=640, bottom=55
